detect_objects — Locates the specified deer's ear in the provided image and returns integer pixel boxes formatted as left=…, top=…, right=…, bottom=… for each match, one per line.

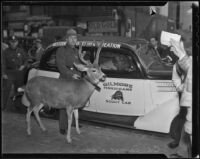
left=73, top=62, right=88, bottom=72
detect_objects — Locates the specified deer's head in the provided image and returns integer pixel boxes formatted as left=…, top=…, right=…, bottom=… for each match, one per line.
left=74, top=41, right=106, bottom=85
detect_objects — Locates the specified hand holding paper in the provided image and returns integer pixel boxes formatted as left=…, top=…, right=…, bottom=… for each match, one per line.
left=170, top=39, right=186, bottom=59
left=160, top=31, right=181, bottom=46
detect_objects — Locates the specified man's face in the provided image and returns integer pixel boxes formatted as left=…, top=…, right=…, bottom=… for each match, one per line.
left=68, top=35, right=77, bottom=46
left=10, top=41, right=18, bottom=49
left=36, top=43, right=42, bottom=49
left=150, top=38, right=158, bottom=47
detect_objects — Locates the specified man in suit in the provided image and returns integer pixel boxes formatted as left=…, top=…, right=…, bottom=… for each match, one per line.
left=56, top=29, right=82, bottom=135
left=149, top=36, right=178, bottom=64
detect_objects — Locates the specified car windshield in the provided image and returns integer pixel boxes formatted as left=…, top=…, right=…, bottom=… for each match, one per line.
left=135, top=44, right=173, bottom=75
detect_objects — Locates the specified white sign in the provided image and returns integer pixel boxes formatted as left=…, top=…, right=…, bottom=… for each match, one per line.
left=77, top=22, right=87, bottom=29
left=88, top=21, right=118, bottom=33
left=160, top=31, right=181, bottom=46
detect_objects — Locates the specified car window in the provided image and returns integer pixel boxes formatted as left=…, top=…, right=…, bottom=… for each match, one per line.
left=40, top=45, right=142, bottom=78
left=46, top=52, right=56, bottom=66
left=39, top=47, right=58, bottom=71
left=40, top=46, right=95, bottom=72
left=99, top=48, right=141, bottom=78
left=80, top=47, right=95, bottom=63
left=137, top=44, right=173, bottom=72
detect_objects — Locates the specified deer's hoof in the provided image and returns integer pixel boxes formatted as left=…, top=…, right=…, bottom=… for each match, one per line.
left=27, top=130, right=31, bottom=136
left=76, top=129, right=81, bottom=135
left=66, top=137, right=72, bottom=143
left=42, top=129, right=48, bottom=134
left=27, top=132, right=31, bottom=136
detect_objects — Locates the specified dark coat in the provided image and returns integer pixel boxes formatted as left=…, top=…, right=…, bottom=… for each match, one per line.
left=56, top=44, right=81, bottom=79
left=3, top=47, right=28, bottom=72
left=148, top=44, right=178, bottom=64
left=158, top=46, right=178, bottom=63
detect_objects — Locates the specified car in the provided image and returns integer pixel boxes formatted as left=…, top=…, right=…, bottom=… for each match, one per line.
left=21, top=36, right=179, bottom=135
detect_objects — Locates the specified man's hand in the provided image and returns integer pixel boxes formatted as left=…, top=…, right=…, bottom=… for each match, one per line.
left=72, top=74, right=81, bottom=80
left=2, top=74, right=8, bottom=79
left=170, top=39, right=187, bottom=60
left=18, top=65, right=25, bottom=71
left=177, top=84, right=184, bottom=92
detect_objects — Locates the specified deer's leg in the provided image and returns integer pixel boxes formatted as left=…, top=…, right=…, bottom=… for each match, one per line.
left=66, top=106, right=73, bottom=143
left=33, top=103, right=46, bottom=132
left=26, top=106, right=34, bottom=135
left=73, top=109, right=81, bottom=134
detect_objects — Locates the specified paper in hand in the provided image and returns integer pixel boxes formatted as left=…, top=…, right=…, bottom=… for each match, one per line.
left=160, top=31, right=181, bottom=46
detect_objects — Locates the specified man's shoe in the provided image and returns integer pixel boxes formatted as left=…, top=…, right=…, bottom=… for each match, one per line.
left=168, top=141, right=179, bottom=149
left=59, top=129, right=66, bottom=135
left=40, top=110, right=55, bottom=118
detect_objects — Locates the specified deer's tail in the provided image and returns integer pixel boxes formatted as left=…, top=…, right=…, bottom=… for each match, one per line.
left=18, top=86, right=30, bottom=107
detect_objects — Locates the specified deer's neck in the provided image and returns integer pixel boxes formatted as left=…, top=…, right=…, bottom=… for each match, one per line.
left=83, top=78, right=100, bottom=95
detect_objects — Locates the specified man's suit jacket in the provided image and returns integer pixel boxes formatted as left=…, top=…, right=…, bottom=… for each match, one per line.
left=56, top=44, right=81, bottom=79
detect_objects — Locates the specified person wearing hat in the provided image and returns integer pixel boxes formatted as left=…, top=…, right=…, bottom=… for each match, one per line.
left=55, top=28, right=82, bottom=135
left=34, top=38, right=45, bottom=62
left=3, top=36, right=28, bottom=100
left=28, top=38, right=44, bottom=62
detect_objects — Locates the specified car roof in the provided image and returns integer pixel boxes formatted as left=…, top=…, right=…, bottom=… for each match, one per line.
left=43, top=36, right=173, bottom=78
left=78, top=36, right=148, bottom=44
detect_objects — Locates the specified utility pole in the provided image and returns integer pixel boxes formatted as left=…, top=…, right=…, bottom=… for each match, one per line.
left=176, top=1, right=180, bottom=29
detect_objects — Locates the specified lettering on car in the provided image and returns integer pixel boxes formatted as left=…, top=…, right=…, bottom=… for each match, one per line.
left=76, top=41, right=121, bottom=49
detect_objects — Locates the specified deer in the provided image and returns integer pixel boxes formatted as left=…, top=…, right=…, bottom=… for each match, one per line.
left=22, top=41, right=106, bottom=143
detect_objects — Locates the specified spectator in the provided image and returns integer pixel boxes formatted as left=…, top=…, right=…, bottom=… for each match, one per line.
left=2, top=42, right=8, bottom=51
left=169, top=38, right=192, bottom=158
left=100, top=54, right=131, bottom=71
left=3, top=36, right=28, bottom=99
left=149, top=36, right=178, bottom=64
left=35, top=39, right=45, bottom=62
left=168, top=51, right=188, bottom=149
left=2, top=42, right=9, bottom=79
left=27, top=38, right=44, bottom=62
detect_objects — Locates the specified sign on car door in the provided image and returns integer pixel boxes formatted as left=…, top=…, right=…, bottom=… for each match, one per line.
left=88, top=47, right=145, bottom=116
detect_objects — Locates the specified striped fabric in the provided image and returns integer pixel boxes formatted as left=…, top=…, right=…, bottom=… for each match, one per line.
left=178, top=55, right=192, bottom=135
left=178, top=55, right=192, bottom=107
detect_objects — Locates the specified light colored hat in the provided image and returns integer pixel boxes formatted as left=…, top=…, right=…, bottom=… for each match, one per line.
left=9, top=36, right=18, bottom=42
left=66, top=29, right=77, bottom=37
left=35, top=38, right=42, bottom=43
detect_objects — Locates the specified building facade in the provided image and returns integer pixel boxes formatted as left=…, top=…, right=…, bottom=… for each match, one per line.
left=2, top=3, right=192, bottom=42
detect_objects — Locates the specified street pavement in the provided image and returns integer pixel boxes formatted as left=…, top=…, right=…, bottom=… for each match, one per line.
left=2, top=110, right=189, bottom=158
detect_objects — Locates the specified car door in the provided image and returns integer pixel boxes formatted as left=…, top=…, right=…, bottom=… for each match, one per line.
left=27, top=47, right=60, bottom=80
left=89, top=47, right=146, bottom=116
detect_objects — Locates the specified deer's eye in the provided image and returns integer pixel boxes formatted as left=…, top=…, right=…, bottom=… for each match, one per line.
left=92, top=69, right=96, bottom=72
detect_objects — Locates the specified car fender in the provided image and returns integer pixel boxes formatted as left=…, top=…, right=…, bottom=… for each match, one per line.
left=134, top=94, right=179, bottom=133
left=21, top=68, right=60, bottom=106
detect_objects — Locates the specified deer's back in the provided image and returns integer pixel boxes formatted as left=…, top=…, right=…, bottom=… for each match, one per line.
left=26, top=76, right=90, bottom=108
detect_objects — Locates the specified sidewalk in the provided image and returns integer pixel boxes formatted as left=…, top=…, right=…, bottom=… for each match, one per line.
left=2, top=111, right=189, bottom=157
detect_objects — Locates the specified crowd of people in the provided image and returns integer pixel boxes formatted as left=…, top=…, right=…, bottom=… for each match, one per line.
left=2, top=29, right=193, bottom=157
left=2, top=36, right=45, bottom=108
